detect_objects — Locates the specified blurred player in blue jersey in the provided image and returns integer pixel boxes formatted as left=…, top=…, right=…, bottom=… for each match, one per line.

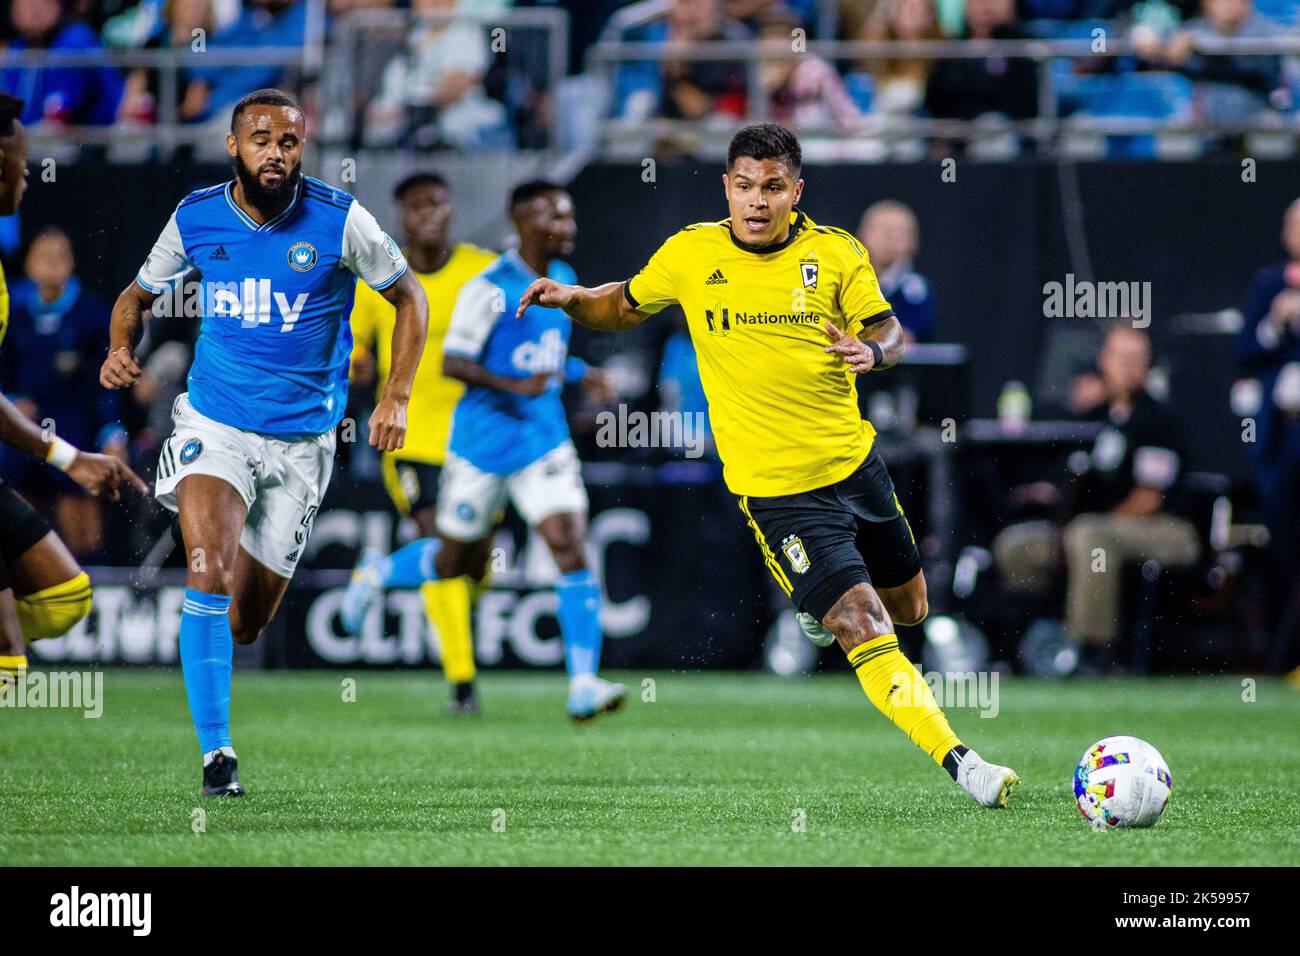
left=100, top=89, right=429, bottom=796
left=437, top=180, right=623, bottom=721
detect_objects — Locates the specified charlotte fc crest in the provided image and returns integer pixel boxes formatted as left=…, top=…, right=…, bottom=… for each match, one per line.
left=782, top=535, right=811, bottom=574
left=288, top=241, right=318, bottom=272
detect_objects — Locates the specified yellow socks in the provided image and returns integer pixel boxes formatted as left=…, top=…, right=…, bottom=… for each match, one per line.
left=17, top=571, right=93, bottom=640
left=0, top=654, right=28, bottom=688
left=421, top=577, right=475, bottom=685
left=847, top=634, right=961, bottom=766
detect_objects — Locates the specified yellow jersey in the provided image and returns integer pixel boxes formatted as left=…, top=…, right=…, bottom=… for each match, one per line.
left=0, top=258, right=8, bottom=348
left=350, top=242, right=496, bottom=464
left=626, top=210, right=894, bottom=497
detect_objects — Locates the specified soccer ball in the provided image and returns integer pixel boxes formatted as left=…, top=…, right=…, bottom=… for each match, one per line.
left=1074, top=735, right=1172, bottom=831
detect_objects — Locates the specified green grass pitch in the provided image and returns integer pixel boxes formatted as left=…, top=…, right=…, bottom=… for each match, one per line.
left=5, top=670, right=1299, bottom=866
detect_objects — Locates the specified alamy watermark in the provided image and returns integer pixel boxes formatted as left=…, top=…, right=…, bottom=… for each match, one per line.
left=893, top=669, right=1000, bottom=719
left=595, top=404, right=708, bottom=459
left=0, top=670, right=104, bottom=718
left=1043, top=274, right=1151, bottom=328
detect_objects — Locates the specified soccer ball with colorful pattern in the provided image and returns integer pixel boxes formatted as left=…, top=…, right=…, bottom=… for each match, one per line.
left=1074, top=736, right=1172, bottom=831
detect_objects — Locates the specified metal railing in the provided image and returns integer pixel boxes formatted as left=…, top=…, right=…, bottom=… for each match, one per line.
left=1, top=5, right=569, bottom=162
left=585, top=34, right=1300, bottom=155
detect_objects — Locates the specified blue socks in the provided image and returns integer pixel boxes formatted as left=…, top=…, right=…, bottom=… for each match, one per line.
left=383, top=538, right=440, bottom=588
left=556, top=569, right=602, bottom=679
left=179, top=588, right=234, bottom=755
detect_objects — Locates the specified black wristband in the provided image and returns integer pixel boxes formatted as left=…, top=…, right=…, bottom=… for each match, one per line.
left=865, top=339, right=884, bottom=369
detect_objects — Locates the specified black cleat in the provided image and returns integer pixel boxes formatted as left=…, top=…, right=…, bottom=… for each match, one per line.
left=202, top=752, right=245, bottom=797
left=446, top=681, right=480, bottom=716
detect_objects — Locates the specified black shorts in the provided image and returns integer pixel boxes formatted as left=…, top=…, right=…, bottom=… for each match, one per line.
left=381, top=456, right=443, bottom=516
left=737, top=449, right=922, bottom=621
left=0, top=480, right=53, bottom=592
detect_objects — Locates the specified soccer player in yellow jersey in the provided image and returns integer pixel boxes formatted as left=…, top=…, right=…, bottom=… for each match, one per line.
left=342, top=172, right=496, bottom=714
left=0, top=92, right=147, bottom=688
left=518, top=124, right=1020, bottom=807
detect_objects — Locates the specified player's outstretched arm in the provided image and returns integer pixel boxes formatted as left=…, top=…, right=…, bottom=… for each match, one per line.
left=101, top=281, right=159, bottom=390
left=823, top=316, right=905, bottom=374
left=0, top=393, right=148, bottom=499
left=369, top=269, right=428, bottom=452
left=516, top=278, right=646, bottom=332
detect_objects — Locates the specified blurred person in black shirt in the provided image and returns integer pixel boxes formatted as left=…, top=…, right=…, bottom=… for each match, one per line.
left=993, top=324, right=1199, bottom=669
left=923, top=0, right=1039, bottom=146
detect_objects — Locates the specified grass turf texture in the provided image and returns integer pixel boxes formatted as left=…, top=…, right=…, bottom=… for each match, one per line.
left=5, top=670, right=1299, bottom=866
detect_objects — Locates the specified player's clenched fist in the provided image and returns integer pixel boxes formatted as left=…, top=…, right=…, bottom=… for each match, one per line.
left=100, top=346, right=143, bottom=389
left=516, top=278, right=575, bottom=317
left=66, top=451, right=150, bottom=501
left=368, top=395, right=408, bottom=452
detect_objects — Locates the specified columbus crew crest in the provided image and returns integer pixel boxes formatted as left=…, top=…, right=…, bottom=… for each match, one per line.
left=782, top=535, right=811, bottom=574
left=799, top=257, right=819, bottom=290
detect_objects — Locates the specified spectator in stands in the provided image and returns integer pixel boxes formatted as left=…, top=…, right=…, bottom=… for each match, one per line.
left=0, top=228, right=125, bottom=559
left=364, top=0, right=510, bottom=149
left=861, top=0, right=944, bottom=116
left=923, top=0, right=1039, bottom=125
left=116, top=0, right=226, bottom=125
left=726, top=0, right=819, bottom=28
left=1133, top=0, right=1286, bottom=126
left=1, top=0, right=124, bottom=125
left=759, top=4, right=863, bottom=132
left=992, top=324, right=1198, bottom=672
left=1236, top=197, right=1300, bottom=640
left=179, top=0, right=309, bottom=124
left=857, top=200, right=936, bottom=342
left=659, top=0, right=753, bottom=120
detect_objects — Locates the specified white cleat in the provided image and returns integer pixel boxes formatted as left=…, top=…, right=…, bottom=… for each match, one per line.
left=956, top=749, right=1020, bottom=808
left=568, top=676, right=627, bottom=721
left=796, top=611, right=836, bottom=648
left=341, top=547, right=386, bottom=635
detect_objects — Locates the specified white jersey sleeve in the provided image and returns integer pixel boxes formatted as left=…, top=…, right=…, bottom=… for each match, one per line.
left=341, top=200, right=408, bottom=291
left=443, top=275, right=504, bottom=361
left=136, top=210, right=193, bottom=294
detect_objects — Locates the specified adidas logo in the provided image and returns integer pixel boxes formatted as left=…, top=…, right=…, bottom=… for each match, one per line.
left=704, top=268, right=727, bottom=285
left=210, top=246, right=230, bottom=261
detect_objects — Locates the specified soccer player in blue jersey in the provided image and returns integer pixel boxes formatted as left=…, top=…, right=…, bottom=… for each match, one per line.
left=100, top=89, right=429, bottom=796
left=434, top=180, right=623, bottom=720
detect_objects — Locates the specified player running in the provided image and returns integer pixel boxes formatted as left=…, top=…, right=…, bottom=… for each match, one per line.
left=433, top=179, right=623, bottom=721
left=341, top=172, right=495, bottom=714
left=517, top=125, right=1020, bottom=806
left=0, top=92, right=147, bottom=687
left=100, top=89, right=428, bottom=796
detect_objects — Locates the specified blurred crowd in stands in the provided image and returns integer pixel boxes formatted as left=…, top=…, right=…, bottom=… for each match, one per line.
left=1, top=0, right=1298, bottom=152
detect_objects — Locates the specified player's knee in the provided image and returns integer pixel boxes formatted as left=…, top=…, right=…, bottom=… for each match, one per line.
left=823, top=583, right=892, bottom=649
left=17, top=572, right=93, bottom=641
left=187, top=555, right=235, bottom=596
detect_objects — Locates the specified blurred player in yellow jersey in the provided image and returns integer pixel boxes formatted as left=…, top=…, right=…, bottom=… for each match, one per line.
left=519, top=124, right=1020, bottom=807
left=342, top=172, right=495, bottom=714
left=0, top=92, right=147, bottom=688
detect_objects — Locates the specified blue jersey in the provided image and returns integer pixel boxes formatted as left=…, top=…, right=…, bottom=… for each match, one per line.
left=136, top=176, right=408, bottom=437
left=443, top=250, right=587, bottom=474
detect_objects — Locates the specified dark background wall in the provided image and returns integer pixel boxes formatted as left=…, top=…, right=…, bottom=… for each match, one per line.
left=10, top=157, right=1295, bottom=478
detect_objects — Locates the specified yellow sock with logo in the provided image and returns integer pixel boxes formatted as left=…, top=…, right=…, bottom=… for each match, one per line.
left=847, top=634, right=961, bottom=766
left=421, top=578, right=475, bottom=685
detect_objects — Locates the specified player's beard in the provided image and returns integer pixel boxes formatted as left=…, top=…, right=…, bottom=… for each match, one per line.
left=233, top=153, right=301, bottom=220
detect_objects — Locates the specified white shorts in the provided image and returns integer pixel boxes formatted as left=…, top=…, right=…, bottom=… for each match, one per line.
left=155, top=393, right=336, bottom=578
left=437, top=441, right=588, bottom=541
